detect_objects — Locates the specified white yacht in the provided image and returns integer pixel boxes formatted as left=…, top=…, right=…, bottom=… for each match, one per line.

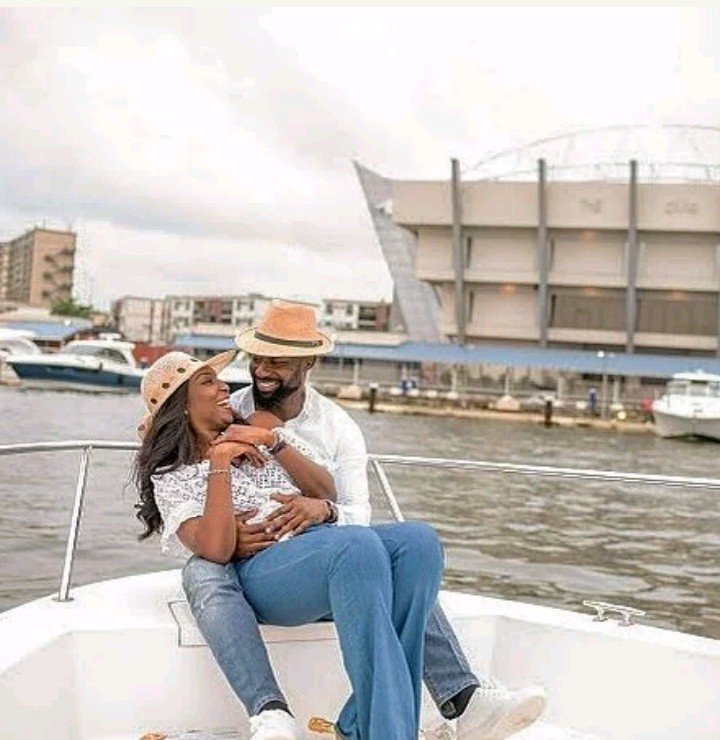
left=5, top=334, right=145, bottom=393
left=0, top=444, right=719, bottom=739
left=0, top=327, right=43, bottom=358
left=0, top=328, right=42, bottom=385
left=652, top=370, right=720, bottom=441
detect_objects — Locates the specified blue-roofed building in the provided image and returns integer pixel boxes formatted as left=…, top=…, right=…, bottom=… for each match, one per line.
left=0, top=318, right=93, bottom=349
left=173, top=331, right=720, bottom=391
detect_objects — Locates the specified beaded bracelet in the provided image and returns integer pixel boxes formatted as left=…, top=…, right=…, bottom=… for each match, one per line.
left=208, top=468, right=231, bottom=476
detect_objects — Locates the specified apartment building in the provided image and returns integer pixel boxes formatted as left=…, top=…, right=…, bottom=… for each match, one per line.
left=128, top=293, right=394, bottom=344
left=0, top=227, right=76, bottom=308
left=320, top=299, right=391, bottom=332
left=111, top=296, right=165, bottom=344
left=385, top=167, right=720, bottom=356
left=163, top=293, right=273, bottom=342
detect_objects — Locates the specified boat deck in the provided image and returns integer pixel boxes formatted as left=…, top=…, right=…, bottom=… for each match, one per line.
left=90, top=722, right=602, bottom=739
left=3, top=570, right=720, bottom=738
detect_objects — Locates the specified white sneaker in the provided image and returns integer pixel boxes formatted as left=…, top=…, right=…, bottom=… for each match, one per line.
left=249, top=709, right=305, bottom=740
left=420, top=717, right=457, bottom=739
left=455, top=681, right=547, bottom=739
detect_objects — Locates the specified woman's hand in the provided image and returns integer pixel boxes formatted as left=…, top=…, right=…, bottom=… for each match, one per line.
left=210, top=440, right=267, bottom=468
left=263, top=493, right=331, bottom=539
left=214, top=424, right=275, bottom=448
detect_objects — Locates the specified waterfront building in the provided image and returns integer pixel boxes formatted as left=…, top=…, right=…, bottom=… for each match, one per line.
left=111, top=296, right=165, bottom=344
left=0, top=307, right=92, bottom=351
left=163, top=293, right=273, bottom=342
left=0, top=227, right=76, bottom=308
left=153, top=293, right=394, bottom=343
left=357, top=125, right=720, bottom=358
left=320, top=298, right=391, bottom=332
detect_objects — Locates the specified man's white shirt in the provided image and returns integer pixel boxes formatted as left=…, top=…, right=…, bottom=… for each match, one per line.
left=230, top=385, right=372, bottom=526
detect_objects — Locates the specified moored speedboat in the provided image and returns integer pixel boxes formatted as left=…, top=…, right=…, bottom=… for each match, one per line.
left=0, top=329, right=42, bottom=385
left=6, top=334, right=145, bottom=393
left=0, top=327, right=43, bottom=358
left=652, top=371, right=720, bottom=441
left=1, top=442, right=719, bottom=739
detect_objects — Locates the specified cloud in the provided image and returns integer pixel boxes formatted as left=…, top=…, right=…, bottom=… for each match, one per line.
left=0, top=7, right=717, bottom=308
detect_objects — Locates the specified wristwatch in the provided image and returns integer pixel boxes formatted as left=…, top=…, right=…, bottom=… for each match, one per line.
left=267, top=429, right=287, bottom=456
left=324, top=500, right=339, bottom=524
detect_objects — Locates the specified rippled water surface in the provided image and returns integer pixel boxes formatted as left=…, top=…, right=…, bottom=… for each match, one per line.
left=1, top=386, right=719, bottom=640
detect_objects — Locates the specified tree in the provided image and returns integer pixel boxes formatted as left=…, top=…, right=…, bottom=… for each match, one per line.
left=50, top=297, right=94, bottom=319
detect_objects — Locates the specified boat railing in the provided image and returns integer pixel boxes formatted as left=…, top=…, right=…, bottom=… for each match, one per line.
left=2, top=440, right=720, bottom=603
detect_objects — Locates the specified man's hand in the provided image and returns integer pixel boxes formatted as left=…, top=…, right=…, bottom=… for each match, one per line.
left=264, top=494, right=329, bottom=539
left=232, top=509, right=276, bottom=559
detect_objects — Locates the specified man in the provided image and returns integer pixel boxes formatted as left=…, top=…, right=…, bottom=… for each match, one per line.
left=182, top=301, right=546, bottom=740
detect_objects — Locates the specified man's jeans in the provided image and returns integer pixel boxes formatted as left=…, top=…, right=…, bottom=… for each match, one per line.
left=183, top=524, right=478, bottom=736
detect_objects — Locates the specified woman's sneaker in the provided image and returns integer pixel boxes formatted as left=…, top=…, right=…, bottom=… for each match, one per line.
left=249, top=709, right=305, bottom=740
left=455, top=681, right=547, bottom=739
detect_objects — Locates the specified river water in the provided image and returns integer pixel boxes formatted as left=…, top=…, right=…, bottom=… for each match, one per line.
left=1, top=386, right=719, bottom=640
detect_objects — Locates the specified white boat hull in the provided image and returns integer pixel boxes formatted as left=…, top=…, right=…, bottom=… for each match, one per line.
left=1, top=570, right=719, bottom=739
left=652, top=373, right=720, bottom=441
left=653, top=408, right=720, bottom=441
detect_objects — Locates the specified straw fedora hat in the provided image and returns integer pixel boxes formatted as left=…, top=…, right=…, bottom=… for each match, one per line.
left=137, top=349, right=237, bottom=438
left=235, top=300, right=334, bottom=357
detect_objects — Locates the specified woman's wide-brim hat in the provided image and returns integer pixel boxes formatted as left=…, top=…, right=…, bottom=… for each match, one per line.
left=137, top=349, right=237, bottom=439
left=235, top=300, right=334, bottom=357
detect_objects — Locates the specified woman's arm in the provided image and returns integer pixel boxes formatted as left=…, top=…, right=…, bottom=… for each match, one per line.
left=176, top=444, right=262, bottom=563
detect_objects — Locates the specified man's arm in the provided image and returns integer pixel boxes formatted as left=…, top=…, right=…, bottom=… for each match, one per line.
left=332, top=417, right=372, bottom=526
left=245, top=410, right=336, bottom=500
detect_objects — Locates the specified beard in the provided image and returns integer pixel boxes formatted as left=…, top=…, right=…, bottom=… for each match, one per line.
left=252, top=367, right=304, bottom=409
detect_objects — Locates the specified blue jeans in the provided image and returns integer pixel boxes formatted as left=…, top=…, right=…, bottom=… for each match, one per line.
left=183, top=523, right=476, bottom=737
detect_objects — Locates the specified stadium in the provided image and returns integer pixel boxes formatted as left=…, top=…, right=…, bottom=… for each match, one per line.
left=356, top=125, right=720, bottom=367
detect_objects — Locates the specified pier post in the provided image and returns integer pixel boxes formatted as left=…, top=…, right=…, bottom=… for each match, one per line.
left=368, top=382, right=378, bottom=413
left=544, top=399, right=553, bottom=427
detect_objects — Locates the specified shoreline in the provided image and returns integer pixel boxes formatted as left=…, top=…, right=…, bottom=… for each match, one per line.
left=333, top=397, right=655, bottom=434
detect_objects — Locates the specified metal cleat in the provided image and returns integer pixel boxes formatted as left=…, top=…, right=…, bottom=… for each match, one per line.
left=583, top=600, right=646, bottom=626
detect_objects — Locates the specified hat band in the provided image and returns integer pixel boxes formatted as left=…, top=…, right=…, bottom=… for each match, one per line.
left=253, top=331, right=324, bottom=349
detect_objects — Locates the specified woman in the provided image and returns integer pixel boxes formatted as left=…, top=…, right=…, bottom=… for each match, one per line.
left=134, top=350, right=444, bottom=740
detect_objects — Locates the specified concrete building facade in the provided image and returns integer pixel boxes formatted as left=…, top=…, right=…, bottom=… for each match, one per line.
left=163, top=293, right=273, bottom=342
left=389, top=168, right=720, bottom=356
left=0, top=228, right=76, bottom=308
left=111, top=296, right=165, bottom=344
left=319, top=298, right=391, bottom=332
left=157, top=294, right=392, bottom=343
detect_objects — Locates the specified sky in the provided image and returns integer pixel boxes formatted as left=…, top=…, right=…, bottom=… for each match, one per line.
left=1, top=6, right=718, bottom=309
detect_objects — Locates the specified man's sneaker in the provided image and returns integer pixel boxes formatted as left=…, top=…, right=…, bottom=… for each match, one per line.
left=456, top=680, right=547, bottom=739
left=249, top=709, right=305, bottom=740
left=420, top=717, right=457, bottom=739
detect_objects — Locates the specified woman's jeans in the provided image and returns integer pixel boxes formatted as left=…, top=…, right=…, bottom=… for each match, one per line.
left=182, top=523, right=473, bottom=738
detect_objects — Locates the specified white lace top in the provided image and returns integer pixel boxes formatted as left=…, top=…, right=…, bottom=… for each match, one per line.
left=152, top=429, right=317, bottom=559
